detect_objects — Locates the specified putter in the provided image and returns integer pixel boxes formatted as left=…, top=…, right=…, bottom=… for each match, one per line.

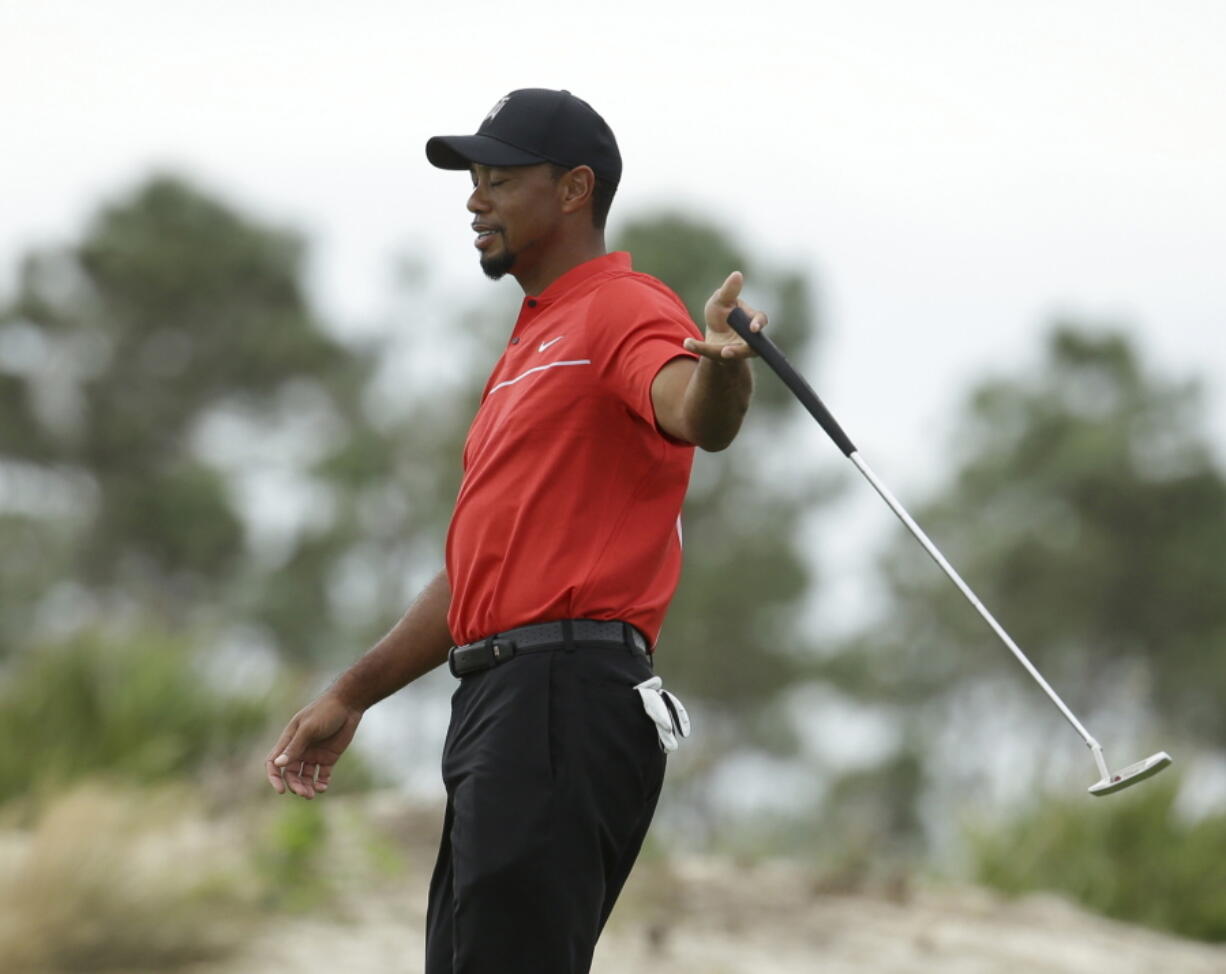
left=727, top=308, right=1172, bottom=796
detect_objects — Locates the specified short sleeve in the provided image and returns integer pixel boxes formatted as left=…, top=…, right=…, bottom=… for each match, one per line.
left=589, top=276, right=703, bottom=427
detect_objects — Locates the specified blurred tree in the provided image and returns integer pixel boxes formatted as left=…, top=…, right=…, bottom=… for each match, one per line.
left=825, top=324, right=1226, bottom=844
left=615, top=213, right=840, bottom=835
left=0, top=175, right=361, bottom=655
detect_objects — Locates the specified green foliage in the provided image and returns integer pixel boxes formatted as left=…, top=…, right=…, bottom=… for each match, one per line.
left=0, top=628, right=268, bottom=804
left=617, top=212, right=744, bottom=318
left=837, top=324, right=1226, bottom=740
left=2, top=176, right=345, bottom=592
left=819, top=749, right=926, bottom=855
left=254, top=799, right=334, bottom=911
left=970, top=778, right=1226, bottom=942
left=0, top=511, right=74, bottom=659
left=0, top=174, right=371, bottom=663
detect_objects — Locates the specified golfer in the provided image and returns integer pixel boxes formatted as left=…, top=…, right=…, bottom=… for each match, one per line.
left=265, top=88, right=767, bottom=972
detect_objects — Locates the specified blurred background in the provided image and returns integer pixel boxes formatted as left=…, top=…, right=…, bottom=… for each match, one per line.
left=2, top=1, right=1225, bottom=970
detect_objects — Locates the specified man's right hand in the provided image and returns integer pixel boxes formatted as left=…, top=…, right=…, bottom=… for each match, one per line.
left=265, top=692, right=363, bottom=799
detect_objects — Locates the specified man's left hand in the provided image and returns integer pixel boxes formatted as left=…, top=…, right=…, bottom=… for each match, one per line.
left=684, top=271, right=768, bottom=361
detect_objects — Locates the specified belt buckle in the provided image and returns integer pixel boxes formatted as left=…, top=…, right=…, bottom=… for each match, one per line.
left=447, top=637, right=518, bottom=679
left=490, top=637, right=516, bottom=663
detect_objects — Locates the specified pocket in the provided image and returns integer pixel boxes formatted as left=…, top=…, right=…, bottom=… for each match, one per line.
left=572, top=668, right=666, bottom=807
left=633, top=676, right=691, bottom=753
left=577, top=648, right=655, bottom=688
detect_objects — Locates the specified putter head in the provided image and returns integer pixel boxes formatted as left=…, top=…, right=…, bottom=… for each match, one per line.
left=1089, top=751, right=1173, bottom=797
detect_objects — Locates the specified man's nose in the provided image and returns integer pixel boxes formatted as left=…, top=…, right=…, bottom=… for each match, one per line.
left=467, top=185, right=489, bottom=213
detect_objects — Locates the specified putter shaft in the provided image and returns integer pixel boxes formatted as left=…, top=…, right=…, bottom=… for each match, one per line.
left=726, top=307, right=1173, bottom=795
left=846, top=451, right=1101, bottom=752
left=723, top=308, right=1115, bottom=753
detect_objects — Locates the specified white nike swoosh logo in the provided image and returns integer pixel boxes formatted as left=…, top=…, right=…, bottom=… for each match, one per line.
left=538, top=336, right=564, bottom=352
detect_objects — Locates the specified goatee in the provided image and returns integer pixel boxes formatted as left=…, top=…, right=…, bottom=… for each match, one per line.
left=480, top=245, right=516, bottom=281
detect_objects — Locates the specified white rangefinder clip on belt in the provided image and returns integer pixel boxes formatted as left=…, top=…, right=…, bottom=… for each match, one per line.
left=634, top=676, right=691, bottom=753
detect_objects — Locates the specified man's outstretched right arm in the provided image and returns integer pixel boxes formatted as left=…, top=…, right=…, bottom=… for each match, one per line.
left=265, top=568, right=454, bottom=799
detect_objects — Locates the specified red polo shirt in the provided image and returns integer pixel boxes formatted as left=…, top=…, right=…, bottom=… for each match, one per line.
left=445, top=251, right=702, bottom=648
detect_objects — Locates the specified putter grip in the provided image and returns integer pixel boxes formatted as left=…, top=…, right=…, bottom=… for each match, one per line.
left=726, top=307, right=857, bottom=457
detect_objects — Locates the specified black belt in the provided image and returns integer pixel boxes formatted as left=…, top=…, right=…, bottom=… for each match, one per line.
left=448, top=619, right=649, bottom=678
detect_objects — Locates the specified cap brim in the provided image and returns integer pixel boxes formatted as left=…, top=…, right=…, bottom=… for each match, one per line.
left=426, top=134, right=547, bottom=170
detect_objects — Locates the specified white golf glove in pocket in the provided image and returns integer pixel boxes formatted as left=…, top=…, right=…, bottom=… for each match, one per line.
left=634, top=676, right=691, bottom=753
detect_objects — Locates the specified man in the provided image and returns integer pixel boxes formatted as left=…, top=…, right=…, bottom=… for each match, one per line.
left=265, top=88, right=767, bottom=972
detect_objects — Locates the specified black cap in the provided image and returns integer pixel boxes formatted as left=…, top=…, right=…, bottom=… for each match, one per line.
left=426, top=88, right=621, bottom=187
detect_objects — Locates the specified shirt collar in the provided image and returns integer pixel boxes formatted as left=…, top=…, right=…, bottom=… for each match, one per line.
left=525, top=251, right=631, bottom=309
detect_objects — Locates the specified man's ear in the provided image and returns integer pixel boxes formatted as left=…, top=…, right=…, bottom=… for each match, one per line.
left=559, top=165, right=596, bottom=215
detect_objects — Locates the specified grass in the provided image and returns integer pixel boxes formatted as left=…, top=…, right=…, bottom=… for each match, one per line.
left=0, top=776, right=427, bottom=972
left=0, top=628, right=269, bottom=808
left=969, top=774, right=1226, bottom=942
left=0, top=783, right=255, bottom=972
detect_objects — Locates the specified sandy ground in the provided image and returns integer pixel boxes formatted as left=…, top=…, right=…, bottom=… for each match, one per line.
left=205, top=852, right=1226, bottom=974
left=7, top=788, right=1223, bottom=974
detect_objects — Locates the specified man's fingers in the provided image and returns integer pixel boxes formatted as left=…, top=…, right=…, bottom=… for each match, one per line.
left=265, top=720, right=299, bottom=793
left=745, top=308, right=768, bottom=333
left=299, top=763, right=322, bottom=799
left=273, top=722, right=320, bottom=770
left=267, top=722, right=322, bottom=798
left=685, top=337, right=754, bottom=360
left=283, top=761, right=318, bottom=800
left=714, top=270, right=743, bottom=308
left=267, top=763, right=287, bottom=794
left=715, top=269, right=740, bottom=304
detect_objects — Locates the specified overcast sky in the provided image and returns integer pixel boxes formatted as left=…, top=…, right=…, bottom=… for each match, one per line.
left=4, top=0, right=1225, bottom=584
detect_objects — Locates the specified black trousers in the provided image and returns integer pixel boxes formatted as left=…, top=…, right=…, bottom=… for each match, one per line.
left=425, top=640, right=666, bottom=973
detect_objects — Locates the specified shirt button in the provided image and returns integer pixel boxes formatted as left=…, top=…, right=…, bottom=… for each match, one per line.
left=510, top=337, right=520, bottom=345
left=527, top=299, right=538, bottom=308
